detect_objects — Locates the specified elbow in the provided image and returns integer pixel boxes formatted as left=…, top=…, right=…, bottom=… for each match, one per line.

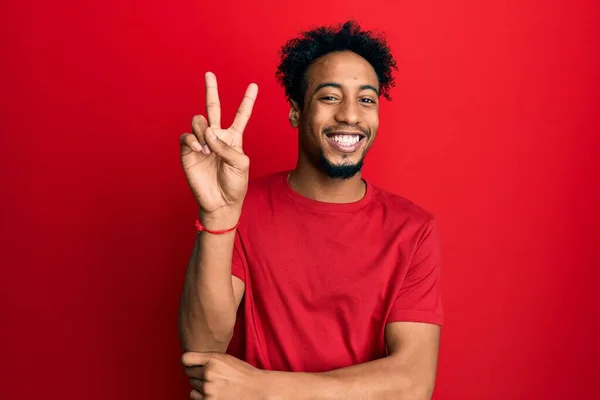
left=386, top=352, right=437, bottom=400
left=389, top=363, right=436, bottom=400
left=399, top=379, right=435, bottom=400
left=180, top=326, right=234, bottom=353
left=409, top=384, right=435, bottom=400
left=206, top=325, right=235, bottom=347
left=178, top=312, right=235, bottom=352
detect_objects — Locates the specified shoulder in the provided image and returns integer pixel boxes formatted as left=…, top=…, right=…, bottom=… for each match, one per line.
left=372, top=184, right=434, bottom=221
left=370, top=185, right=441, bottom=260
left=370, top=183, right=437, bottom=232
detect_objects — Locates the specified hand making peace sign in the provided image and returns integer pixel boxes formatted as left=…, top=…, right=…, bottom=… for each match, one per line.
left=180, top=72, right=258, bottom=218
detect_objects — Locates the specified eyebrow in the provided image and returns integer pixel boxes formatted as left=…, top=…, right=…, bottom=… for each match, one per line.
left=313, top=82, right=379, bottom=95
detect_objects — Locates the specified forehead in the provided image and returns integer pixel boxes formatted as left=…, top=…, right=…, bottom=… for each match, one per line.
left=305, top=51, right=379, bottom=89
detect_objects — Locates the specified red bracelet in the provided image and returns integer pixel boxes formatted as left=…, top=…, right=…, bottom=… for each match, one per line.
left=195, top=217, right=239, bottom=235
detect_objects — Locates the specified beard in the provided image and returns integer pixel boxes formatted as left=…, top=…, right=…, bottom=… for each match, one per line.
left=318, top=152, right=364, bottom=180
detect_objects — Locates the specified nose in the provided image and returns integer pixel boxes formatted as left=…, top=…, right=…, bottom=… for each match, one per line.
left=334, top=98, right=360, bottom=125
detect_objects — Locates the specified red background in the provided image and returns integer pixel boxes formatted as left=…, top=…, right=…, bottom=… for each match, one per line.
left=2, top=1, right=599, bottom=399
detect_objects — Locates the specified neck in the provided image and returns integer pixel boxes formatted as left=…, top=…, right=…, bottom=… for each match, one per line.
left=288, top=159, right=367, bottom=204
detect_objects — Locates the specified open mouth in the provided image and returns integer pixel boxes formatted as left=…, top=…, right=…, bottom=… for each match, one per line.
left=324, top=132, right=366, bottom=153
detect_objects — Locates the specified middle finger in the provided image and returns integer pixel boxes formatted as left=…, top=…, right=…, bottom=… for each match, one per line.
left=185, top=365, right=205, bottom=379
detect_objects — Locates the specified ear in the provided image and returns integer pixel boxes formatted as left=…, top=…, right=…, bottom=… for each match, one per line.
left=288, top=100, right=301, bottom=128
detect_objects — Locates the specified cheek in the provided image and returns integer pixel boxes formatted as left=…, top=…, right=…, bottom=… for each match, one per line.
left=298, top=121, right=323, bottom=150
left=365, top=116, right=379, bottom=146
left=309, top=106, right=333, bottom=128
left=368, top=112, right=379, bottom=128
left=367, top=115, right=379, bottom=137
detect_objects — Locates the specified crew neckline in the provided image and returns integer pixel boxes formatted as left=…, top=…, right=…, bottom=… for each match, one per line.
left=279, top=170, right=375, bottom=213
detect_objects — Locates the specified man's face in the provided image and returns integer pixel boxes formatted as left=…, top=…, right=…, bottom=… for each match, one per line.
left=292, top=51, right=380, bottom=179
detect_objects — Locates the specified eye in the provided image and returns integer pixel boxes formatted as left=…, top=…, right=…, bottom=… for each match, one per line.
left=360, top=98, right=376, bottom=104
left=320, top=96, right=339, bottom=101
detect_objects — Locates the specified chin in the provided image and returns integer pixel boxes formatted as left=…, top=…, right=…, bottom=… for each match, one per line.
left=318, top=153, right=364, bottom=180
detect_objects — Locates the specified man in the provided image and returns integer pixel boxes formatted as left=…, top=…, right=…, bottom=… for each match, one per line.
left=178, top=20, right=443, bottom=399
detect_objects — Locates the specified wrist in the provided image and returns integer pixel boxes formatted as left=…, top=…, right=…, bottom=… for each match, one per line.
left=199, top=206, right=242, bottom=231
left=257, top=370, right=285, bottom=400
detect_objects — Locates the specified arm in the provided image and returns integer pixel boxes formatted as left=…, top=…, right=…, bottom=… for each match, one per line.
left=266, top=321, right=440, bottom=400
left=265, top=217, right=444, bottom=399
left=178, top=72, right=257, bottom=353
left=183, top=322, right=440, bottom=400
left=178, top=211, right=246, bottom=353
left=183, top=215, right=443, bottom=399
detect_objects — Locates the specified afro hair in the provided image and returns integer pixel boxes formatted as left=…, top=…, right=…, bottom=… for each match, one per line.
left=275, top=20, right=397, bottom=108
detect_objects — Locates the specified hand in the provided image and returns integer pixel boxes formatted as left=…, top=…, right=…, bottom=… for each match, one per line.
left=180, top=72, right=258, bottom=217
left=182, top=352, right=270, bottom=400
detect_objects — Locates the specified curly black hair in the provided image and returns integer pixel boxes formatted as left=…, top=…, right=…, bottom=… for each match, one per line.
left=276, top=20, right=397, bottom=108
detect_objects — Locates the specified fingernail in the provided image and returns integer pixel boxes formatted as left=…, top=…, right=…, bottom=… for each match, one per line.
left=203, top=145, right=210, bottom=154
left=192, top=142, right=202, bottom=151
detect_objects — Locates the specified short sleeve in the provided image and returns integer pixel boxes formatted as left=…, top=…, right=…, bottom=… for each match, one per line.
left=387, top=218, right=444, bottom=326
left=231, top=230, right=247, bottom=283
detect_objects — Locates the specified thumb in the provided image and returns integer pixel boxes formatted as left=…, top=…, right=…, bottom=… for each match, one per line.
left=205, top=127, right=249, bottom=170
left=181, top=351, right=218, bottom=366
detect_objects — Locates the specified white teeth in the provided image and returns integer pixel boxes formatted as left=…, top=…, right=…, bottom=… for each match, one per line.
left=330, top=135, right=360, bottom=146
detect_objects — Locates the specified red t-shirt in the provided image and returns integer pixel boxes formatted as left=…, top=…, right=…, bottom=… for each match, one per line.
left=227, top=170, right=443, bottom=372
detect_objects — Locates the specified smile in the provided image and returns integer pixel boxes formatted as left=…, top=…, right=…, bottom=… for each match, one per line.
left=324, top=132, right=366, bottom=154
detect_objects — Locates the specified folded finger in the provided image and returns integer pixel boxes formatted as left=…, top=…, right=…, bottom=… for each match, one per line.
left=184, top=365, right=205, bottom=379
left=205, top=127, right=250, bottom=170
left=189, top=377, right=204, bottom=392
left=191, top=115, right=211, bottom=155
left=180, top=133, right=203, bottom=154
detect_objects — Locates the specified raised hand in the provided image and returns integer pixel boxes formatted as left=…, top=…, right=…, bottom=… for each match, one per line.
left=181, top=72, right=258, bottom=225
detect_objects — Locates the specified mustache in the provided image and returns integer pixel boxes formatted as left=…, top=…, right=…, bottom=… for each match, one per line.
left=322, top=124, right=370, bottom=137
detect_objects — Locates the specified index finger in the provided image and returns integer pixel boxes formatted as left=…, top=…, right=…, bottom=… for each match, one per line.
left=205, top=72, right=221, bottom=129
left=230, top=83, right=258, bottom=142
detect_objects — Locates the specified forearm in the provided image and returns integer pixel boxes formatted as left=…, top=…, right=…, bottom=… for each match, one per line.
left=179, top=211, right=240, bottom=352
left=266, top=355, right=433, bottom=400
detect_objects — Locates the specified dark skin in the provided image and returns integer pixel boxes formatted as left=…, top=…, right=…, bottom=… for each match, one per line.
left=288, top=50, right=380, bottom=204
left=183, top=51, right=441, bottom=400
